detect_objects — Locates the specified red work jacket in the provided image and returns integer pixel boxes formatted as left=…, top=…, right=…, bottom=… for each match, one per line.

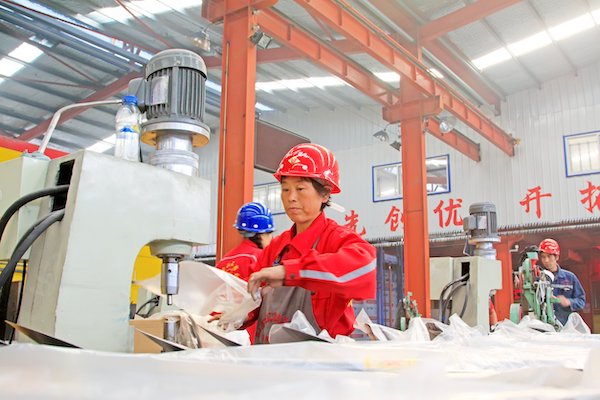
left=216, top=239, right=262, bottom=282
left=254, top=212, right=376, bottom=338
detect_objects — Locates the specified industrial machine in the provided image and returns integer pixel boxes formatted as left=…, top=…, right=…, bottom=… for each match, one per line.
left=1, top=49, right=212, bottom=351
left=510, top=248, right=561, bottom=330
left=430, top=202, right=503, bottom=331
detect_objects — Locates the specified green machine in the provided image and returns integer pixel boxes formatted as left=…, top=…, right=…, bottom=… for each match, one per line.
left=510, top=249, right=561, bottom=330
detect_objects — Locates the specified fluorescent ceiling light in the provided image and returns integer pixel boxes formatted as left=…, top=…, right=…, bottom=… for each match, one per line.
left=473, top=9, right=600, bottom=70
left=549, top=13, right=595, bottom=40
left=472, top=48, right=511, bottom=70
left=86, top=134, right=116, bottom=153
left=256, top=76, right=346, bottom=93
left=375, top=72, right=400, bottom=82
left=509, top=31, right=552, bottom=56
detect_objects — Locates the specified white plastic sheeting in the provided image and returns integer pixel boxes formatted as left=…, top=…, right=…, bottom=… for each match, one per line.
left=1, top=338, right=599, bottom=399
left=2, top=311, right=600, bottom=399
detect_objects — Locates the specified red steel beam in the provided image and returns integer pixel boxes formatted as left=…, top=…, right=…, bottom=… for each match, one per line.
left=203, top=0, right=278, bottom=22
left=383, top=97, right=481, bottom=162
left=257, top=9, right=399, bottom=106
left=423, top=40, right=502, bottom=111
left=17, top=72, right=140, bottom=141
left=203, top=39, right=360, bottom=68
left=368, top=0, right=503, bottom=112
left=0, top=134, right=67, bottom=158
left=382, top=96, right=442, bottom=122
left=425, top=118, right=481, bottom=162
left=419, top=0, right=522, bottom=42
left=294, top=0, right=515, bottom=156
left=215, top=6, right=259, bottom=259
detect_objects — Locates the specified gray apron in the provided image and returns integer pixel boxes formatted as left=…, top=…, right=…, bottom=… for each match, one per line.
left=254, top=240, right=320, bottom=344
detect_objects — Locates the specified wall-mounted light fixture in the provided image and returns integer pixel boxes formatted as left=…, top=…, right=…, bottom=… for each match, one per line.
left=373, top=124, right=401, bottom=151
left=250, top=30, right=273, bottom=49
left=192, top=28, right=211, bottom=52
left=373, top=129, right=389, bottom=142
left=439, top=116, right=457, bottom=134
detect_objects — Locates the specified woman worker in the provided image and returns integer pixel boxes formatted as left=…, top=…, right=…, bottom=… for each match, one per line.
left=246, top=143, right=376, bottom=344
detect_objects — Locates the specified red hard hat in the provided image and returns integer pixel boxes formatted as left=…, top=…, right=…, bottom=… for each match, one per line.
left=273, top=143, right=341, bottom=194
left=539, top=238, right=560, bottom=258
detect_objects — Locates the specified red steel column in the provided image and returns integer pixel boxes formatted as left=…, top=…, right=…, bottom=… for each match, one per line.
left=216, top=7, right=257, bottom=261
left=494, top=236, right=519, bottom=321
left=401, top=116, right=431, bottom=317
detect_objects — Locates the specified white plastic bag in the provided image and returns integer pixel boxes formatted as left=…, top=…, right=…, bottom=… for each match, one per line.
left=136, top=261, right=260, bottom=332
left=353, top=309, right=432, bottom=341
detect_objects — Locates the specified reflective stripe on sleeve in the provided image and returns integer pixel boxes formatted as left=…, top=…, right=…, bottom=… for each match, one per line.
left=299, top=260, right=376, bottom=283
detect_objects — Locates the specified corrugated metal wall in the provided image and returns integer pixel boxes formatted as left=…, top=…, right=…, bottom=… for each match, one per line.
left=259, top=62, right=600, bottom=240
left=198, top=62, right=600, bottom=243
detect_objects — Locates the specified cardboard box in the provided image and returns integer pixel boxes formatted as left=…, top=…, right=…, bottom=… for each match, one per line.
left=130, top=318, right=165, bottom=353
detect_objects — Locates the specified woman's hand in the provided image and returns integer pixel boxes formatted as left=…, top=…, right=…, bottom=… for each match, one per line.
left=248, top=265, right=285, bottom=299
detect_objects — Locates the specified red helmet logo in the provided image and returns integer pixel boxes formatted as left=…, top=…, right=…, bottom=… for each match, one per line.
left=274, top=143, right=341, bottom=194
left=539, top=238, right=560, bottom=258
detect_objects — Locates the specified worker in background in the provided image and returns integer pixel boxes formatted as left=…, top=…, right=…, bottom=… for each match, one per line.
left=246, top=143, right=376, bottom=344
left=215, top=202, right=274, bottom=343
left=215, top=202, right=275, bottom=281
left=538, top=238, right=586, bottom=326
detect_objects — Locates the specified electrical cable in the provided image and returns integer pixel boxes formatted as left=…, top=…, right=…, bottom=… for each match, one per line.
left=0, top=210, right=65, bottom=339
left=458, top=282, right=470, bottom=318
left=438, top=272, right=469, bottom=320
left=135, top=295, right=160, bottom=318
left=441, top=281, right=467, bottom=323
left=9, top=259, right=26, bottom=344
left=0, top=185, right=69, bottom=244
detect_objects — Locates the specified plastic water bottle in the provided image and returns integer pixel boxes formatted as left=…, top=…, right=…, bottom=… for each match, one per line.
left=114, top=95, right=141, bottom=161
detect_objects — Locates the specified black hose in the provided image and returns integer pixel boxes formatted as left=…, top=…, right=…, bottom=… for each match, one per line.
left=441, top=281, right=467, bottom=323
left=135, top=295, right=160, bottom=318
left=9, top=259, right=27, bottom=344
left=438, top=272, right=469, bottom=320
left=0, top=210, right=65, bottom=339
left=0, top=185, right=69, bottom=244
left=458, top=282, right=470, bottom=318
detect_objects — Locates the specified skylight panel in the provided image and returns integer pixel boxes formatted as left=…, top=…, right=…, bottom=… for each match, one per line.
left=0, top=58, right=25, bottom=77
left=255, top=102, right=273, bottom=111
left=86, top=134, right=116, bottom=153
left=86, top=0, right=202, bottom=24
left=549, top=13, right=595, bottom=40
left=593, top=9, right=600, bottom=24
left=508, top=31, right=552, bottom=56
left=9, top=42, right=44, bottom=63
left=472, top=48, right=511, bottom=70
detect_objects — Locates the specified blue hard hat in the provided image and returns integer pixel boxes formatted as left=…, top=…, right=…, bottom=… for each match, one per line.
left=234, top=202, right=275, bottom=233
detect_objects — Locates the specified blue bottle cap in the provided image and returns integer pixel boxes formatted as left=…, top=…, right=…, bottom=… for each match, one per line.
left=122, top=95, right=138, bottom=104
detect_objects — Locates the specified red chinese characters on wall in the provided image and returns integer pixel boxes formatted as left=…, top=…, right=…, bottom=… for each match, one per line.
left=433, top=198, right=464, bottom=228
left=344, top=209, right=366, bottom=236
left=579, top=180, right=600, bottom=214
left=519, top=185, right=552, bottom=219
left=384, top=205, right=404, bottom=232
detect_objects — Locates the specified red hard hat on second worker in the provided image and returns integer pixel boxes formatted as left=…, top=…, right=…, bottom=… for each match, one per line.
left=273, top=143, right=341, bottom=194
left=539, top=238, right=560, bottom=258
